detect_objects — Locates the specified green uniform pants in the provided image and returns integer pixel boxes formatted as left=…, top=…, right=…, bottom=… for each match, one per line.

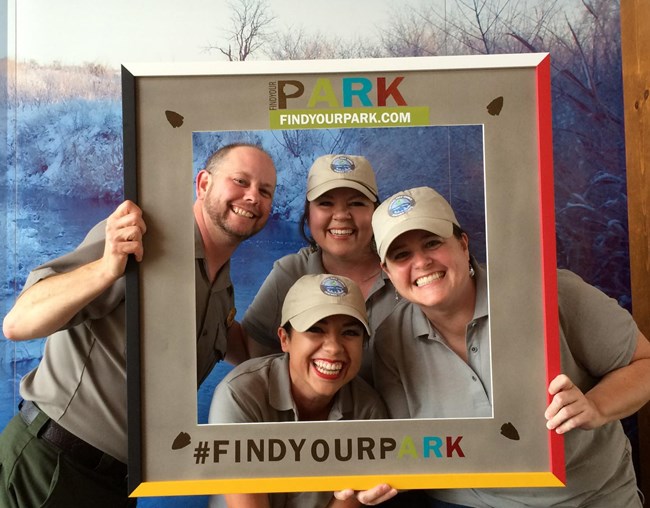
left=0, top=410, right=135, bottom=508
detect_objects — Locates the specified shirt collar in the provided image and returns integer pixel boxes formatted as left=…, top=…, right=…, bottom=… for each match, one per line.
left=269, top=354, right=296, bottom=414
left=194, top=220, right=205, bottom=259
left=307, top=247, right=326, bottom=273
left=194, top=220, right=231, bottom=290
left=472, top=259, right=488, bottom=321
left=309, top=247, right=392, bottom=300
left=412, top=304, right=435, bottom=339
left=328, top=383, right=353, bottom=421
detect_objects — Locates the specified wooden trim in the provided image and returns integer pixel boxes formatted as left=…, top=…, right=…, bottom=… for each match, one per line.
left=620, top=0, right=650, bottom=499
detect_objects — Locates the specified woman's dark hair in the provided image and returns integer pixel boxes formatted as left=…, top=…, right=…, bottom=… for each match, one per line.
left=451, top=223, right=475, bottom=262
left=281, top=319, right=370, bottom=345
left=298, top=200, right=315, bottom=249
left=452, top=223, right=466, bottom=239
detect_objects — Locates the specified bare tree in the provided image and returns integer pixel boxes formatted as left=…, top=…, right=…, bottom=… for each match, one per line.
left=436, top=0, right=519, bottom=54
left=206, top=0, right=276, bottom=61
left=377, top=0, right=526, bottom=57
left=265, top=26, right=379, bottom=60
left=266, top=28, right=335, bottom=60
left=378, top=5, right=444, bottom=57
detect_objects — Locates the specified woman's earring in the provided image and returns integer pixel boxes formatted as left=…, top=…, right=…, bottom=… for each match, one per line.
left=469, top=263, right=476, bottom=278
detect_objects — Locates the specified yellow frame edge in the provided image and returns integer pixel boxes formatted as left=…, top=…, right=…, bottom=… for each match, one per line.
left=131, top=472, right=565, bottom=497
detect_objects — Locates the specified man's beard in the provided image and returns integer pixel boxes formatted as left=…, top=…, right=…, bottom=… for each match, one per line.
left=204, top=199, right=263, bottom=242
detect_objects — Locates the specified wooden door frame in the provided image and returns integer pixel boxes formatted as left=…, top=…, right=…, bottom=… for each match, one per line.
left=621, top=0, right=650, bottom=499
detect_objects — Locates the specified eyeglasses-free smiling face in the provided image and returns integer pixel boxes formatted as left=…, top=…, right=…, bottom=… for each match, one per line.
left=307, top=187, right=375, bottom=260
left=278, top=314, right=365, bottom=419
left=383, top=229, right=472, bottom=313
left=198, top=146, right=276, bottom=241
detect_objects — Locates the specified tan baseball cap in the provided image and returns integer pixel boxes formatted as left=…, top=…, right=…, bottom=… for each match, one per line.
left=280, top=274, right=370, bottom=334
left=372, top=186, right=460, bottom=262
left=306, top=154, right=378, bottom=202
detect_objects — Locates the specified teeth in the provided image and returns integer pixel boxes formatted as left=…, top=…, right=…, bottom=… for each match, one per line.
left=313, top=359, right=343, bottom=375
left=329, top=229, right=353, bottom=236
left=415, top=272, right=443, bottom=287
left=232, top=206, right=254, bottom=218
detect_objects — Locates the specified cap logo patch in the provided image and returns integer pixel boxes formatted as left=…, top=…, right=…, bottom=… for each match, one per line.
left=320, top=276, right=349, bottom=297
left=330, top=156, right=355, bottom=174
left=388, top=195, right=415, bottom=217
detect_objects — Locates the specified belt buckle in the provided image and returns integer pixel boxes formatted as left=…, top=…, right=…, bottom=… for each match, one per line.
left=18, top=400, right=42, bottom=426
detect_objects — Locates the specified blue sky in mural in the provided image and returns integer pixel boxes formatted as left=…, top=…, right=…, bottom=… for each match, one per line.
left=11, top=0, right=396, bottom=67
left=9, top=0, right=588, bottom=67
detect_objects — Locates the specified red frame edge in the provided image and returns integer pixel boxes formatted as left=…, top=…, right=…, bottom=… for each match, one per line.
left=536, top=54, right=566, bottom=484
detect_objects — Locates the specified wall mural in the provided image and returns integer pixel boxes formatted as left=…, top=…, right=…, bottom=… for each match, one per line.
left=1, top=1, right=631, bottom=506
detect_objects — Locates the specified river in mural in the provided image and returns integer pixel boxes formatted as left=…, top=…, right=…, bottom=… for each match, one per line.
left=0, top=188, right=307, bottom=425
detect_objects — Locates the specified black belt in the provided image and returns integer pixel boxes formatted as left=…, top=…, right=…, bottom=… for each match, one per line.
left=19, top=400, right=128, bottom=483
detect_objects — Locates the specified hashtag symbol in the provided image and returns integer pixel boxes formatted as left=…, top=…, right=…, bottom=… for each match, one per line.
left=193, top=441, right=210, bottom=464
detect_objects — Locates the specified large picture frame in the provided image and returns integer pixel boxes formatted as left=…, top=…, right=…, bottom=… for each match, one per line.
left=122, top=54, right=564, bottom=497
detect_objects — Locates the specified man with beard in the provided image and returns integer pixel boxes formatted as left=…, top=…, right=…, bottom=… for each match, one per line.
left=0, top=143, right=277, bottom=508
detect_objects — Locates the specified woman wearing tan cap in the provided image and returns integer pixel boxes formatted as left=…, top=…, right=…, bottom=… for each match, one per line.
left=209, top=274, right=397, bottom=508
left=371, top=186, right=650, bottom=508
left=240, top=154, right=401, bottom=382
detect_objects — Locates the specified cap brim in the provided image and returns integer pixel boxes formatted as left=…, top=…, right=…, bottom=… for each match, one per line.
left=287, top=303, right=370, bottom=334
left=307, top=180, right=377, bottom=202
left=378, top=217, right=455, bottom=262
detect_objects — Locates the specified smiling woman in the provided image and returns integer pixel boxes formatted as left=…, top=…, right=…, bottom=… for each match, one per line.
left=208, top=273, right=393, bottom=508
left=241, top=154, right=401, bottom=383
left=371, top=186, right=650, bottom=507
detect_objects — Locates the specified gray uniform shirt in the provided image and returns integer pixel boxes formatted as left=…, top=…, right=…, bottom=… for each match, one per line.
left=241, top=246, right=401, bottom=382
left=373, top=263, right=491, bottom=419
left=208, top=354, right=387, bottom=508
left=19, top=220, right=233, bottom=462
left=375, top=265, right=641, bottom=507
